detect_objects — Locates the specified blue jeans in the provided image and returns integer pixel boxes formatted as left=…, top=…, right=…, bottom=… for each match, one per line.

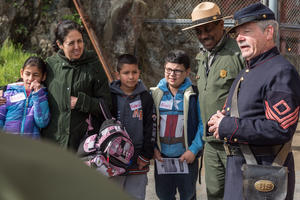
left=154, top=158, right=199, bottom=200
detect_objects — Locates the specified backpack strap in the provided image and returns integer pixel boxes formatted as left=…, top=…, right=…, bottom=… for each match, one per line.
left=272, top=139, right=292, bottom=166
left=98, top=98, right=112, bottom=120
left=230, top=79, right=291, bottom=166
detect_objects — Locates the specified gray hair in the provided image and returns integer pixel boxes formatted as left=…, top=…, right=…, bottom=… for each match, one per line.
left=256, top=20, right=279, bottom=43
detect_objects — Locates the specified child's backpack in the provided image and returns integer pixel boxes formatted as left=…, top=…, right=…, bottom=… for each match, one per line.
left=77, top=100, right=134, bottom=177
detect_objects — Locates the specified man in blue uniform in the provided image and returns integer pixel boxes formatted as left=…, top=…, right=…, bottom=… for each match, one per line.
left=207, top=3, right=300, bottom=200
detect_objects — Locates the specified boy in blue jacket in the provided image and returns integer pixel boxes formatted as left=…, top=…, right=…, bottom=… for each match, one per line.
left=151, top=50, right=203, bottom=200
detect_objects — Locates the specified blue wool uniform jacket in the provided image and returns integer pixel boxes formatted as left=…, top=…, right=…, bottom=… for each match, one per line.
left=219, top=47, right=300, bottom=200
left=220, top=47, right=300, bottom=145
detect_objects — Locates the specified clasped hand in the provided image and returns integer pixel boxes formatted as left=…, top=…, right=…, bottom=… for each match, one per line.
left=207, top=110, right=225, bottom=139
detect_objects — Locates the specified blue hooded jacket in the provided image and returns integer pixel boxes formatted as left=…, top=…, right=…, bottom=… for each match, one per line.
left=0, top=82, right=50, bottom=138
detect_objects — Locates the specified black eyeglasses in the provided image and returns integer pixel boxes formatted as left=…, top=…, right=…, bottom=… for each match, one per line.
left=165, top=68, right=185, bottom=76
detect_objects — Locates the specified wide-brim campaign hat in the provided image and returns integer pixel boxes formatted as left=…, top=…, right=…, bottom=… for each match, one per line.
left=182, top=2, right=232, bottom=31
left=230, top=2, right=275, bottom=32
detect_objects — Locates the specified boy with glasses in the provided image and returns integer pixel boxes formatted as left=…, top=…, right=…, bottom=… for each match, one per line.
left=151, top=50, right=203, bottom=200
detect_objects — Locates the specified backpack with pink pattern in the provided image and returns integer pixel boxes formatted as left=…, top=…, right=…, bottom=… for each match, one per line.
left=77, top=100, right=134, bottom=177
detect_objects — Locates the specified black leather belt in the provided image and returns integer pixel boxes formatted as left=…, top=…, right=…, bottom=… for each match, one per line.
left=224, top=144, right=283, bottom=156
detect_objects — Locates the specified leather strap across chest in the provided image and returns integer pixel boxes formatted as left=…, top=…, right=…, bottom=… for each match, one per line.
left=229, top=75, right=291, bottom=166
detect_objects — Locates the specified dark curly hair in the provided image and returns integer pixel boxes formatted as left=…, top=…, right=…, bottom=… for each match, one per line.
left=164, top=50, right=190, bottom=70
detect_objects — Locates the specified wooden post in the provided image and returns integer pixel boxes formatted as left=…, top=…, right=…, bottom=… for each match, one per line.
left=73, top=0, right=113, bottom=82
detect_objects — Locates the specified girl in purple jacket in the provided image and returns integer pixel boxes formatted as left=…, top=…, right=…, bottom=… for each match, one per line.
left=0, top=56, right=50, bottom=139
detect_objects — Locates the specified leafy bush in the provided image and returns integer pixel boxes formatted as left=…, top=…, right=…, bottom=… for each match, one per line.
left=62, top=13, right=82, bottom=25
left=0, top=39, right=36, bottom=86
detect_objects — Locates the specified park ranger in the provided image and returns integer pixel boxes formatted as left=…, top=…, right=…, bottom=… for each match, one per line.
left=183, top=2, right=244, bottom=199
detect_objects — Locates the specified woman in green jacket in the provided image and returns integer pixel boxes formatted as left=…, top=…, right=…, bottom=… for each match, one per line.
left=42, top=20, right=111, bottom=151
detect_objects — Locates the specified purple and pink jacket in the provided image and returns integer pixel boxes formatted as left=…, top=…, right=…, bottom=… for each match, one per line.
left=0, top=82, right=50, bottom=139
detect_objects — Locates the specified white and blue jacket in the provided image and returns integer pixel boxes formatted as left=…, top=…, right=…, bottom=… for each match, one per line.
left=151, top=78, right=203, bottom=157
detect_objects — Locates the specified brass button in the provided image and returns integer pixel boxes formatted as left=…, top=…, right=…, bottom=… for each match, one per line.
left=240, top=77, right=244, bottom=81
left=246, top=69, right=250, bottom=72
left=234, top=138, right=238, bottom=142
left=226, top=107, right=230, bottom=111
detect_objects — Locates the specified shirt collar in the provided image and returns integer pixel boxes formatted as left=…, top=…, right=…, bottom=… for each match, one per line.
left=247, top=46, right=279, bottom=69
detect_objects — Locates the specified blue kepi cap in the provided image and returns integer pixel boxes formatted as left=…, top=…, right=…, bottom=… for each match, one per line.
left=233, top=2, right=275, bottom=28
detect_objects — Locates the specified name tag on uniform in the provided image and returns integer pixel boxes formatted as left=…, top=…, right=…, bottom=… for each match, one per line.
left=10, top=93, right=26, bottom=103
left=130, top=100, right=142, bottom=111
left=160, top=100, right=173, bottom=110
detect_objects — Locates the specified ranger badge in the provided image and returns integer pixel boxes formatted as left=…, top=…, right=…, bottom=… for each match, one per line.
left=220, top=69, right=227, bottom=78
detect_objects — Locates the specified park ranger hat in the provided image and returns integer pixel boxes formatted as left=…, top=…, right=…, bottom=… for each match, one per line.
left=232, top=2, right=275, bottom=30
left=182, top=2, right=232, bottom=31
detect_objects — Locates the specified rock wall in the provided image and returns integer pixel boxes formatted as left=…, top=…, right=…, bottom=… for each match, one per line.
left=0, top=0, right=200, bottom=87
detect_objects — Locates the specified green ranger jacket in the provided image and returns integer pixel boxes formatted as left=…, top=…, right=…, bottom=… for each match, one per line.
left=196, top=36, right=244, bottom=143
left=41, top=50, right=111, bottom=151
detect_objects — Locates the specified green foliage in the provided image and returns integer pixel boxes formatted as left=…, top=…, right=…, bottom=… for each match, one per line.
left=41, top=0, right=53, bottom=12
left=15, top=24, right=29, bottom=36
left=62, top=13, right=82, bottom=25
left=0, top=39, right=36, bottom=86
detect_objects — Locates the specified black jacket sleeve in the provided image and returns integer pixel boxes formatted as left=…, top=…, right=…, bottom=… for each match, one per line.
left=139, top=91, right=156, bottom=161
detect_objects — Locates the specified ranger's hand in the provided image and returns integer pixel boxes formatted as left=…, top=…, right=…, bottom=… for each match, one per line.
left=208, top=110, right=225, bottom=139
